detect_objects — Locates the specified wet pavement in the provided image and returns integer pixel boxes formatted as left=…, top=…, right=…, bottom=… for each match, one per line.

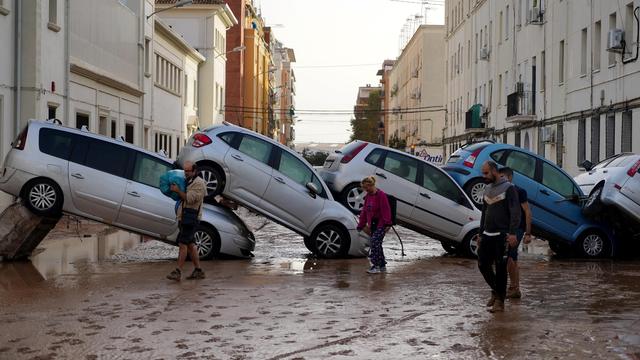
left=1, top=211, right=640, bottom=359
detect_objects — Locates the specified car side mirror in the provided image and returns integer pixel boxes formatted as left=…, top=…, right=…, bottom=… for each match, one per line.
left=306, top=182, right=319, bottom=196
left=581, top=160, right=594, bottom=171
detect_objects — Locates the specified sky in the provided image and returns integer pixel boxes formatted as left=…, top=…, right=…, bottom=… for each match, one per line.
left=258, top=0, right=445, bottom=144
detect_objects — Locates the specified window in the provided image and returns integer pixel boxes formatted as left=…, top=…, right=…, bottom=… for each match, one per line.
left=39, top=129, right=73, bottom=160
left=133, top=154, right=173, bottom=188
left=193, top=80, right=198, bottom=109
left=238, top=135, right=272, bottom=164
left=490, top=150, right=507, bottom=163
left=581, top=28, right=588, bottom=75
left=499, top=11, right=503, bottom=43
left=505, top=5, right=509, bottom=40
left=591, top=115, right=601, bottom=163
left=382, top=151, right=418, bottom=183
left=76, top=113, right=89, bottom=130
left=85, top=140, right=129, bottom=177
left=99, top=116, right=107, bottom=136
left=556, top=124, right=564, bottom=168
left=144, top=38, right=151, bottom=75
left=606, top=113, right=615, bottom=158
left=184, top=75, right=188, bottom=106
left=518, top=0, right=522, bottom=27
left=578, top=118, right=586, bottom=165
left=277, top=151, right=314, bottom=186
left=504, top=151, right=536, bottom=179
left=154, top=53, right=182, bottom=94
left=594, top=21, right=601, bottom=70
left=559, top=40, right=565, bottom=84
left=49, top=0, right=57, bottom=24
left=626, top=4, right=635, bottom=60
left=515, top=130, right=521, bottom=147
left=498, top=74, right=503, bottom=105
left=607, top=154, right=637, bottom=168
left=365, top=149, right=384, bottom=166
left=541, top=162, right=576, bottom=197
left=609, top=13, right=617, bottom=66
left=125, top=123, right=134, bottom=144
left=111, top=120, right=116, bottom=139
left=48, top=104, right=57, bottom=120
left=421, top=164, right=464, bottom=202
left=622, top=110, right=632, bottom=152
left=541, top=50, right=546, bottom=90
left=218, top=132, right=237, bottom=145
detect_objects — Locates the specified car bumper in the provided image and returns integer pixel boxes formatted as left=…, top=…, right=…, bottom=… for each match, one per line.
left=602, top=187, right=640, bottom=224
left=347, top=229, right=370, bottom=257
left=0, top=167, right=33, bottom=197
left=219, top=230, right=255, bottom=258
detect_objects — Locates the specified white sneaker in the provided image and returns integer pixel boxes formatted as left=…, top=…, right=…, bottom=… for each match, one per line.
left=366, top=266, right=381, bottom=274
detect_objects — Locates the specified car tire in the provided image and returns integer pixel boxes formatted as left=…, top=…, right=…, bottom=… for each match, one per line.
left=576, top=230, right=611, bottom=259
left=583, top=183, right=604, bottom=217
left=464, top=179, right=486, bottom=209
left=340, top=183, right=365, bottom=214
left=309, top=224, right=350, bottom=258
left=549, top=241, right=572, bottom=257
left=23, top=178, right=63, bottom=217
left=193, top=225, right=221, bottom=260
left=199, top=165, right=224, bottom=196
left=441, top=241, right=458, bottom=254
left=462, top=229, right=479, bottom=258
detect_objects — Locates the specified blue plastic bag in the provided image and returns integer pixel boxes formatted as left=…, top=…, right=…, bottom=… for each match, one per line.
left=159, top=169, right=186, bottom=201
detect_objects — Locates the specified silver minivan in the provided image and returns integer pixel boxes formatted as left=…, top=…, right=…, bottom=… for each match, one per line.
left=318, top=141, right=481, bottom=255
left=176, top=123, right=369, bottom=258
left=0, top=120, right=255, bottom=259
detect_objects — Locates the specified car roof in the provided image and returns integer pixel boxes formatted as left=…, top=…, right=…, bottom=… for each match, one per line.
left=29, top=119, right=172, bottom=164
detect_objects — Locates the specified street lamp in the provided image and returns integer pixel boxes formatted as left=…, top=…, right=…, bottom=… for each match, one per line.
left=214, top=45, right=246, bottom=58
left=147, top=0, right=193, bottom=19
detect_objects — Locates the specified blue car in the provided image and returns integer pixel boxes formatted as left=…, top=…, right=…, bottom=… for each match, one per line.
left=443, top=141, right=616, bottom=258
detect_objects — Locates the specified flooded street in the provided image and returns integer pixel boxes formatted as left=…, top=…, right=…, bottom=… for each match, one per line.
left=1, top=213, right=640, bottom=359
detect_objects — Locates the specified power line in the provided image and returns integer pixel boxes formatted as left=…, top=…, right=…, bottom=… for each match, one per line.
left=293, top=63, right=381, bottom=69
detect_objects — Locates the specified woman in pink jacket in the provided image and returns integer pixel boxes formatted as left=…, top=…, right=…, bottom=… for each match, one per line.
left=357, top=176, right=392, bottom=274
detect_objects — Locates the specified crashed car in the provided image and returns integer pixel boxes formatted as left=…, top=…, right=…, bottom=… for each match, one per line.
left=0, top=120, right=255, bottom=259
left=176, top=122, right=369, bottom=258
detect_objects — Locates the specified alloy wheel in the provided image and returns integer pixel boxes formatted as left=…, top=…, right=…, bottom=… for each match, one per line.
left=29, top=183, right=57, bottom=211
left=199, top=170, right=219, bottom=195
left=346, top=187, right=365, bottom=212
left=582, top=234, right=604, bottom=257
left=315, top=229, right=343, bottom=257
left=194, top=230, right=213, bottom=259
left=470, top=183, right=486, bottom=206
left=585, top=187, right=602, bottom=208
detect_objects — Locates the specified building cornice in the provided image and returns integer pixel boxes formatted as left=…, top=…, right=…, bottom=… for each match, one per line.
left=155, top=19, right=206, bottom=62
left=69, top=58, right=144, bottom=97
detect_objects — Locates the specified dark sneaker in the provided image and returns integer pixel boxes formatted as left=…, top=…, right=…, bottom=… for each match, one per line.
left=507, top=288, right=522, bottom=299
left=366, top=266, right=381, bottom=274
left=488, top=299, right=505, bottom=313
left=486, top=293, right=497, bottom=307
left=187, top=268, right=205, bottom=280
left=166, top=268, right=181, bottom=281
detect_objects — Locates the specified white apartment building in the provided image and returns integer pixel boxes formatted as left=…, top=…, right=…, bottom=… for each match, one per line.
left=153, top=19, right=205, bottom=160
left=271, top=39, right=296, bottom=147
left=155, top=1, right=238, bottom=129
left=388, top=25, right=447, bottom=163
left=445, top=0, right=640, bottom=176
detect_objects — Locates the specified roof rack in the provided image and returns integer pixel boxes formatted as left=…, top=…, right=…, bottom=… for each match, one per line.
left=46, top=118, right=62, bottom=125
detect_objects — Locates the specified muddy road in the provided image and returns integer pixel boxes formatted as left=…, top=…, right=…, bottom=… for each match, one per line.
left=1, top=213, right=640, bottom=359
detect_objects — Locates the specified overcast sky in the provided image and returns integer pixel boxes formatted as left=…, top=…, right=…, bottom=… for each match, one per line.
left=258, top=0, right=445, bottom=144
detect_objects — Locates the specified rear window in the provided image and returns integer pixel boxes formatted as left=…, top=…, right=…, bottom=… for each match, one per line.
left=606, top=154, right=637, bottom=168
left=39, top=128, right=73, bottom=160
left=365, top=149, right=384, bottom=166
left=339, top=141, right=365, bottom=155
left=461, top=142, right=491, bottom=153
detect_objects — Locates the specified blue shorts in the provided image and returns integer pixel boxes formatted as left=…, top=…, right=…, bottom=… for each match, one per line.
left=507, top=229, right=524, bottom=261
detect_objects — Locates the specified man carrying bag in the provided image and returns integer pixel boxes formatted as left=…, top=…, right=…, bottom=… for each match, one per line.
left=167, top=161, right=207, bottom=281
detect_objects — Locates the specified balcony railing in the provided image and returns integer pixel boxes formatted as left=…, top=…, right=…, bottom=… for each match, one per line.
left=506, top=91, right=536, bottom=123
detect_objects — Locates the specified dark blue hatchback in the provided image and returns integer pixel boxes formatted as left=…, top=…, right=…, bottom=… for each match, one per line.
left=443, top=141, right=616, bottom=258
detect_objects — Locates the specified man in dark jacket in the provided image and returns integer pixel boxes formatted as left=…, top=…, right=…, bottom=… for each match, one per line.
left=474, top=160, right=521, bottom=313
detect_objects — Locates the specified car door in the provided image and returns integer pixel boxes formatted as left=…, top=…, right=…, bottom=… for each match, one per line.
left=223, top=133, right=274, bottom=207
left=116, top=153, right=178, bottom=238
left=373, top=151, right=420, bottom=224
left=535, top=161, right=583, bottom=240
left=261, top=149, right=326, bottom=233
left=67, top=137, right=130, bottom=223
left=412, top=163, right=476, bottom=238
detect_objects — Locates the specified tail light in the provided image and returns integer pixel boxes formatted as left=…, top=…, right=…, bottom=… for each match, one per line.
left=340, top=143, right=368, bottom=164
left=192, top=133, right=212, bottom=148
left=12, top=127, right=28, bottom=150
left=628, top=159, right=640, bottom=177
left=463, top=147, right=485, bottom=168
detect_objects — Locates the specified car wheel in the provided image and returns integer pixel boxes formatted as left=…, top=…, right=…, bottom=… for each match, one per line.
left=549, top=241, right=572, bottom=257
left=340, top=183, right=365, bottom=214
left=462, top=229, right=479, bottom=258
left=464, top=179, right=486, bottom=209
left=576, top=230, right=611, bottom=258
left=193, top=225, right=221, bottom=260
left=23, top=179, right=63, bottom=217
left=441, top=242, right=458, bottom=254
left=309, top=224, right=350, bottom=258
left=199, top=165, right=224, bottom=196
left=583, top=183, right=604, bottom=217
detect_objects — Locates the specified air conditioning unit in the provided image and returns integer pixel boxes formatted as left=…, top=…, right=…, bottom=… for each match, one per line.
left=529, top=7, right=544, bottom=24
left=516, top=82, right=525, bottom=94
left=541, top=127, right=556, bottom=143
left=607, top=29, right=625, bottom=53
left=479, top=47, right=490, bottom=60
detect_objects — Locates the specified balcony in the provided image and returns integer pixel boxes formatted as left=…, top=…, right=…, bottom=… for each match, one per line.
left=506, top=90, right=536, bottom=123
left=465, top=104, right=487, bottom=133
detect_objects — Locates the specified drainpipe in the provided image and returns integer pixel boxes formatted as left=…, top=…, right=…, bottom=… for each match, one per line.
left=14, top=0, right=22, bottom=136
left=64, top=0, right=70, bottom=125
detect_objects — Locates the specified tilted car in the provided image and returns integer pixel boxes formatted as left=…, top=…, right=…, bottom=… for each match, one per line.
left=0, top=120, right=255, bottom=259
left=575, top=153, right=640, bottom=228
left=176, top=122, right=369, bottom=258
left=318, top=141, right=481, bottom=256
left=443, top=141, right=617, bottom=258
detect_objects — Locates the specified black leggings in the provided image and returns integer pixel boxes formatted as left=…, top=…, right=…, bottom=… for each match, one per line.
left=477, top=233, right=509, bottom=301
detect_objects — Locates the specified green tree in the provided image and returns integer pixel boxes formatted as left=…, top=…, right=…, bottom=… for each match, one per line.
left=388, top=134, right=407, bottom=150
left=350, top=90, right=381, bottom=143
left=301, top=148, right=329, bottom=166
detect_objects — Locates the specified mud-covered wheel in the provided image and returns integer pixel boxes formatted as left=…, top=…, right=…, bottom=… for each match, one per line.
left=576, top=230, right=611, bottom=258
left=199, top=165, right=224, bottom=196
left=309, top=224, right=350, bottom=258
left=583, top=183, right=604, bottom=217
left=464, top=179, right=486, bottom=209
left=462, top=229, right=479, bottom=258
left=23, top=178, right=63, bottom=217
left=441, top=242, right=458, bottom=254
left=193, top=225, right=221, bottom=260
left=340, top=183, right=365, bottom=214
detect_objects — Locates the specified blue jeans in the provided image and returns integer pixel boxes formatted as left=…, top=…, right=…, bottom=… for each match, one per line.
left=507, top=229, right=524, bottom=261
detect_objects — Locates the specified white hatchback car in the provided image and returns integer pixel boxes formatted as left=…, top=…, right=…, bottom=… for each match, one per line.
left=318, top=141, right=481, bottom=256
left=176, top=123, right=369, bottom=258
left=0, top=120, right=255, bottom=259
